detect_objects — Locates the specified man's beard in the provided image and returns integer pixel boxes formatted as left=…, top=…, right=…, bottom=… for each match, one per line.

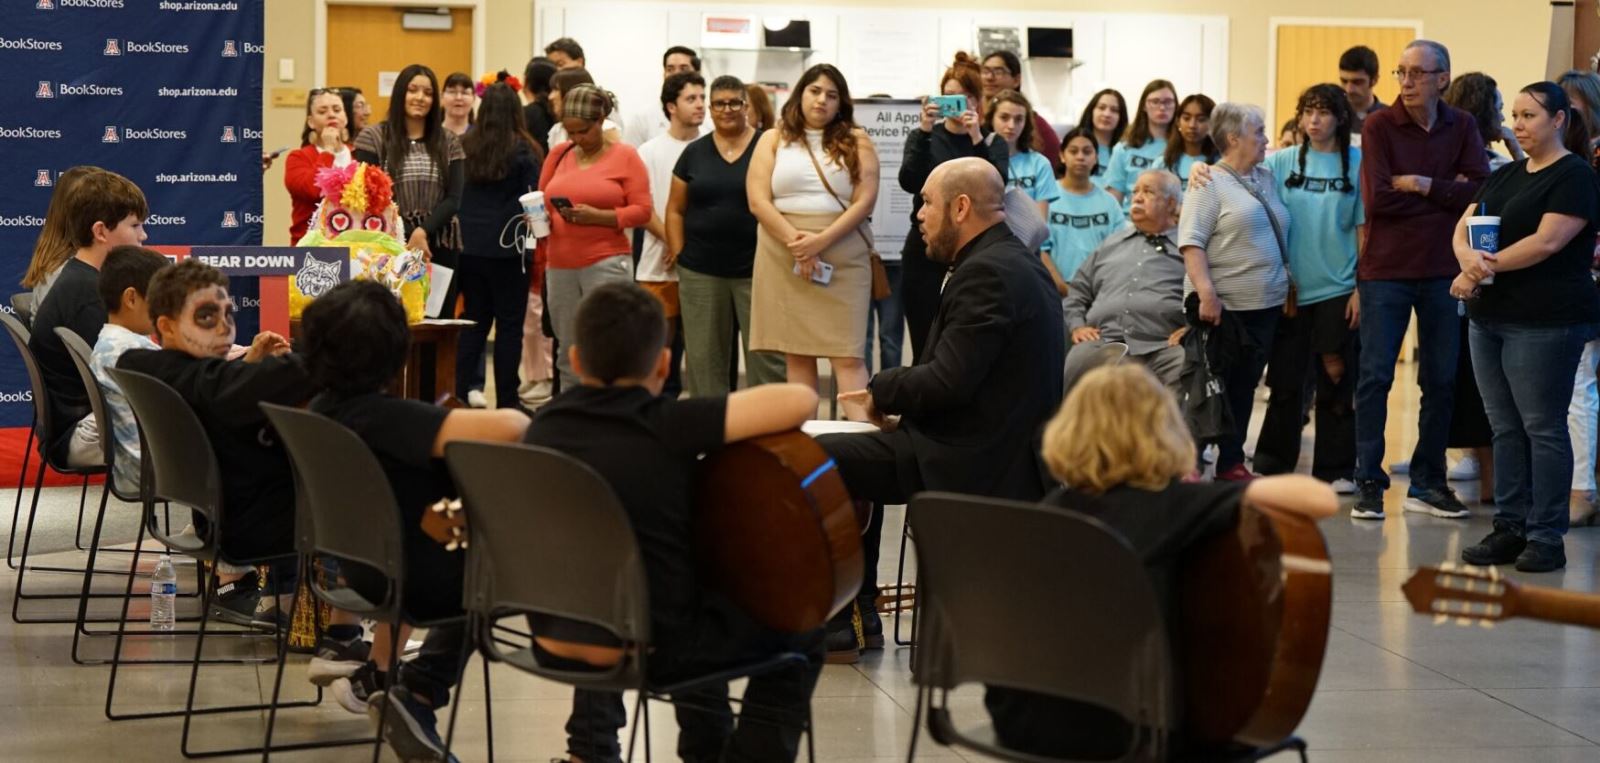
left=926, top=203, right=960, bottom=263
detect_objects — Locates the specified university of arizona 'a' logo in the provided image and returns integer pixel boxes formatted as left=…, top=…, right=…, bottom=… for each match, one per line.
left=34, top=170, right=52, bottom=187
left=221, top=211, right=239, bottom=228
left=294, top=254, right=341, bottom=298
left=35, top=82, right=53, bottom=99
left=221, top=40, right=238, bottom=57
left=36, top=0, right=55, bottom=10
left=220, top=125, right=237, bottom=143
left=103, top=39, right=121, bottom=56
left=101, top=126, right=119, bottom=143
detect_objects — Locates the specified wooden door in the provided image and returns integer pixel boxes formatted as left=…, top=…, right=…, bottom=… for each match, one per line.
left=326, top=5, right=473, bottom=121
left=1273, top=24, right=1417, bottom=136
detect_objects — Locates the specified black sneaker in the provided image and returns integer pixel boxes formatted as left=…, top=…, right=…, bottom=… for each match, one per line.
left=858, top=598, right=884, bottom=650
left=208, top=576, right=265, bottom=628
left=333, top=660, right=384, bottom=715
left=1515, top=541, right=1566, bottom=573
left=1351, top=481, right=1385, bottom=520
left=372, top=685, right=459, bottom=763
left=309, top=635, right=371, bottom=687
left=1462, top=527, right=1528, bottom=566
left=824, top=602, right=863, bottom=665
left=1404, top=485, right=1471, bottom=519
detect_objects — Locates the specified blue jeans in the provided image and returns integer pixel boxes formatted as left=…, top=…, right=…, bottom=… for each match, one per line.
left=1470, top=320, right=1599, bottom=547
left=864, top=260, right=905, bottom=373
left=1354, top=278, right=1459, bottom=489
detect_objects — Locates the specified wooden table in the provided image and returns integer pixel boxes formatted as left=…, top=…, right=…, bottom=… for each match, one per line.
left=289, top=318, right=473, bottom=403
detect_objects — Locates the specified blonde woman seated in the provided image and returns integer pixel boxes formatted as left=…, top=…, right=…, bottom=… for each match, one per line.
left=985, top=363, right=1336, bottom=758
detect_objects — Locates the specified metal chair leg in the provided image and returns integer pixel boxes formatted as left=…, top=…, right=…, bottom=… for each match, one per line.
left=6, top=423, right=34, bottom=569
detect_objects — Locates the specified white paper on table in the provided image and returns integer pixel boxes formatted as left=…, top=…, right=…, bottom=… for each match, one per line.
left=425, top=263, right=454, bottom=318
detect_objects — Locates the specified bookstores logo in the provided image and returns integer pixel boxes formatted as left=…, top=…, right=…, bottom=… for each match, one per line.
left=0, top=37, right=65, bottom=52
left=0, top=215, right=47, bottom=227
left=0, top=126, right=63, bottom=140
left=40, top=82, right=123, bottom=98
left=0, top=391, right=33, bottom=404
left=218, top=40, right=262, bottom=57
left=35, top=170, right=53, bottom=187
left=104, top=126, right=189, bottom=142
left=145, top=214, right=187, bottom=226
left=105, top=40, right=190, bottom=55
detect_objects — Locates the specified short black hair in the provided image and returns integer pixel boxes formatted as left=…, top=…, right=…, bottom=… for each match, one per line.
left=544, top=37, right=585, bottom=62
left=984, top=50, right=1022, bottom=79
left=301, top=280, right=410, bottom=397
left=574, top=283, right=666, bottom=384
left=661, top=71, right=706, bottom=119
left=523, top=56, right=556, bottom=96
left=663, top=45, right=701, bottom=72
left=98, top=245, right=170, bottom=313
left=1339, top=46, right=1379, bottom=79
left=709, top=74, right=746, bottom=98
left=146, top=258, right=227, bottom=327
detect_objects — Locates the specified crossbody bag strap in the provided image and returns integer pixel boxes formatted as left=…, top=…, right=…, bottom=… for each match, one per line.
left=800, top=139, right=875, bottom=251
left=1216, top=163, right=1290, bottom=270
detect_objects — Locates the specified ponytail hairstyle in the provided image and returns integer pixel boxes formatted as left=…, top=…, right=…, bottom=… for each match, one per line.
left=1162, top=93, right=1218, bottom=171
left=1286, top=83, right=1356, bottom=194
left=1522, top=81, right=1590, bottom=157
left=1123, top=79, right=1178, bottom=149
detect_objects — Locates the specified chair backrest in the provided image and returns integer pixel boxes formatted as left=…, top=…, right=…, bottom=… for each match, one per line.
left=1063, top=341, right=1129, bottom=398
left=106, top=366, right=223, bottom=558
left=10, top=293, right=33, bottom=327
left=446, top=440, right=650, bottom=646
left=908, top=492, right=1172, bottom=745
left=55, top=327, right=131, bottom=499
left=0, top=309, right=52, bottom=440
left=260, top=403, right=405, bottom=619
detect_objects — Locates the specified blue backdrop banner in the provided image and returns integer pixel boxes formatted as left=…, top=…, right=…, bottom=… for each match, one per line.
left=0, top=0, right=263, bottom=428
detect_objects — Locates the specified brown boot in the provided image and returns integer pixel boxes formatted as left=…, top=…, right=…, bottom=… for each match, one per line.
left=1571, top=490, right=1598, bottom=527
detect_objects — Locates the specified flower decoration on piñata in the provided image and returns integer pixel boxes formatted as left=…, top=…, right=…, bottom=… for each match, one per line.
left=476, top=69, right=522, bottom=97
left=293, top=161, right=430, bottom=322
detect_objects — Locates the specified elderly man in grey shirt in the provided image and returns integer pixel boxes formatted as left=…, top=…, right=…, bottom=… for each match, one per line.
left=1063, top=169, right=1188, bottom=388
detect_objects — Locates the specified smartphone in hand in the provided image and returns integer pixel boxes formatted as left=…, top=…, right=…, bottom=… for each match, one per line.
left=931, top=95, right=968, bottom=119
left=792, top=260, right=834, bottom=285
left=550, top=197, right=574, bottom=212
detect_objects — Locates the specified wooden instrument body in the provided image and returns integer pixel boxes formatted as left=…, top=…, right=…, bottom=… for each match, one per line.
left=1180, top=503, right=1332, bottom=747
left=693, top=431, right=863, bottom=634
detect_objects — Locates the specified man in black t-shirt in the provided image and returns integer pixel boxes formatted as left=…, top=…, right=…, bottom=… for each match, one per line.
left=30, top=169, right=148, bottom=467
left=516, top=283, right=823, bottom=763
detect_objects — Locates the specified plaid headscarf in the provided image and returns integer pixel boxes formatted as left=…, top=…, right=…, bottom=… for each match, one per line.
left=562, top=84, right=614, bottom=123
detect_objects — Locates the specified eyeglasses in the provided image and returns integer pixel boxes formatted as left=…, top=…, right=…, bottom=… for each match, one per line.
left=1393, top=68, right=1445, bottom=82
left=1145, top=98, right=1177, bottom=108
left=980, top=67, right=1012, bottom=79
left=710, top=100, right=746, bottom=112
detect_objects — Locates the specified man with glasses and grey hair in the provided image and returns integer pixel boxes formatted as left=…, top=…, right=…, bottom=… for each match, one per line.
left=1351, top=39, right=1489, bottom=521
left=1063, top=169, right=1188, bottom=390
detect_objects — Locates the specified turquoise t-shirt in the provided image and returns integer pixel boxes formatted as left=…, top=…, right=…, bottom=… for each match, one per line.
left=1008, top=150, right=1063, bottom=205
left=1158, top=152, right=1209, bottom=186
left=1091, top=143, right=1114, bottom=180
left=1043, top=186, right=1124, bottom=281
left=1264, top=145, right=1364, bottom=305
left=1103, top=138, right=1168, bottom=213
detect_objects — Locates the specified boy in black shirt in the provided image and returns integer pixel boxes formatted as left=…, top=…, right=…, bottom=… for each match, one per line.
left=300, top=280, right=530, bottom=719
left=30, top=169, right=148, bottom=468
left=116, top=260, right=323, bottom=631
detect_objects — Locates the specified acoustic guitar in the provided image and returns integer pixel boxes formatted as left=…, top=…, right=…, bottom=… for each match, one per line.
left=1180, top=502, right=1333, bottom=747
left=422, top=429, right=863, bottom=634
left=1402, top=563, right=1600, bottom=629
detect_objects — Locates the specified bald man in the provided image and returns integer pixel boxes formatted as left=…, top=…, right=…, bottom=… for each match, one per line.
left=817, top=157, right=1065, bottom=660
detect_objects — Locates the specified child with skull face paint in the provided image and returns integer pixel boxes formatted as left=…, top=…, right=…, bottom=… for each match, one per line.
left=116, top=260, right=346, bottom=632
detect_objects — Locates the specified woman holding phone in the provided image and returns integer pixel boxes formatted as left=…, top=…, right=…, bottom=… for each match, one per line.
left=1452, top=82, right=1600, bottom=573
left=896, top=51, right=1010, bottom=362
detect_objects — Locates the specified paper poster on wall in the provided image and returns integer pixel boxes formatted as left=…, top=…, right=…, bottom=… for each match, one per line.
left=977, top=27, right=1022, bottom=60
left=838, top=14, right=938, bottom=99
left=854, top=99, right=923, bottom=253
left=378, top=70, right=399, bottom=95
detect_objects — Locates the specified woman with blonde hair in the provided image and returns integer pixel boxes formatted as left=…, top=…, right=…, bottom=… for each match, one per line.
left=22, top=166, right=104, bottom=310
left=986, top=362, right=1336, bottom=758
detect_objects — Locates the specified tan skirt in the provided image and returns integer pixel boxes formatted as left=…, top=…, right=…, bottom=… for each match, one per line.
left=749, top=211, right=872, bottom=358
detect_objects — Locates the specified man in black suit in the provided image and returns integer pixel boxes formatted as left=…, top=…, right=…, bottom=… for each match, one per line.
left=818, top=157, right=1066, bottom=659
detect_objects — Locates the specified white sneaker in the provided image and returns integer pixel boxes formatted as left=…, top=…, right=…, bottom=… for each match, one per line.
left=466, top=390, right=488, bottom=408
left=1448, top=454, right=1480, bottom=481
left=1329, top=478, right=1357, bottom=495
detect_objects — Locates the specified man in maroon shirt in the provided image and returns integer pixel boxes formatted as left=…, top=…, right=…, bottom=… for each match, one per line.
left=1351, top=39, right=1489, bottom=521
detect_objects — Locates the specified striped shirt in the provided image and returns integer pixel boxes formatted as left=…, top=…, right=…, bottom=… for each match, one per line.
left=1178, top=163, right=1290, bottom=311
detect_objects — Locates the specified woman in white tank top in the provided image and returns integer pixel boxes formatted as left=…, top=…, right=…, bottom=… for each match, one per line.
left=746, top=64, right=880, bottom=420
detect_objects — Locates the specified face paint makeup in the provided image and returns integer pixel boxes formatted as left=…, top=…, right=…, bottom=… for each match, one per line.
left=178, top=286, right=237, bottom=358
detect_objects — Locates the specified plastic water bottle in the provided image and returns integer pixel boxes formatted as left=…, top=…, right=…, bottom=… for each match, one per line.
left=149, top=554, right=177, bottom=631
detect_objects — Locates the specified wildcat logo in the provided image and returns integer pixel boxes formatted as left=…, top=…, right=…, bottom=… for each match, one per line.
left=221, top=40, right=237, bottom=57
left=221, top=211, right=239, bottom=228
left=220, top=125, right=237, bottom=143
left=101, top=125, right=118, bottom=143
left=294, top=254, right=341, bottom=298
left=1049, top=212, right=1112, bottom=228
left=103, top=38, right=120, bottom=56
left=34, top=170, right=52, bottom=187
left=35, top=81, right=53, bottom=98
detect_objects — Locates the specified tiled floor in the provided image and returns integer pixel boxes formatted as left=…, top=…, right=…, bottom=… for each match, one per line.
left=4, top=379, right=1600, bottom=761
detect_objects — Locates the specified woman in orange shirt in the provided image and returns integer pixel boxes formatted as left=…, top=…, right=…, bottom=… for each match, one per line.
left=284, top=88, right=351, bottom=243
left=538, top=84, right=652, bottom=388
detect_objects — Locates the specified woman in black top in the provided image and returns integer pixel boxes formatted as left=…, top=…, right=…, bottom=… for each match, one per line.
left=454, top=83, right=541, bottom=408
left=898, top=52, right=1010, bottom=362
left=1453, top=82, right=1600, bottom=573
left=666, top=75, right=787, bottom=397
left=522, top=56, right=558, bottom=156
left=986, top=363, right=1335, bottom=758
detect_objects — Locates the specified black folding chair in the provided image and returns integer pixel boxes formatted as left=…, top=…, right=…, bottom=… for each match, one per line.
left=261, top=402, right=494, bottom=761
left=103, top=368, right=320, bottom=758
left=0, top=311, right=123, bottom=624
left=444, top=440, right=817, bottom=763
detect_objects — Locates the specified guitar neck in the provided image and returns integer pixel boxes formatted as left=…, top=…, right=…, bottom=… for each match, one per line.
left=1518, top=585, right=1600, bottom=629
